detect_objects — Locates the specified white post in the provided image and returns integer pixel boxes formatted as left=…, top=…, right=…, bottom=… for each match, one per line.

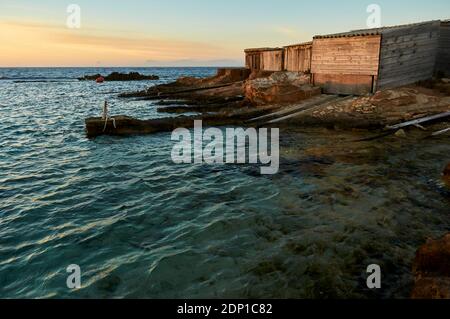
left=102, top=100, right=108, bottom=120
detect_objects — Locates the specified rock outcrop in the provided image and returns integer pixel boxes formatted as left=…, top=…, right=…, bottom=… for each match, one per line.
left=244, top=72, right=320, bottom=106
left=79, top=72, right=159, bottom=81
left=174, top=67, right=250, bottom=88
left=120, top=68, right=250, bottom=101
left=248, top=70, right=276, bottom=80
left=412, top=234, right=450, bottom=299
left=216, top=68, right=251, bottom=83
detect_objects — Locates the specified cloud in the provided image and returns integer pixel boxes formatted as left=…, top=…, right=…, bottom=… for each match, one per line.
left=51, top=32, right=223, bottom=58
left=145, top=59, right=243, bottom=67
left=274, top=26, right=298, bottom=36
left=0, top=20, right=241, bottom=66
left=272, top=25, right=311, bottom=43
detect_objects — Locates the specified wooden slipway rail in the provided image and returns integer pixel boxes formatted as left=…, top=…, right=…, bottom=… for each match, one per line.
left=354, top=110, right=450, bottom=142
left=247, top=94, right=354, bottom=126
left=386, top=111, right=450, bottom=130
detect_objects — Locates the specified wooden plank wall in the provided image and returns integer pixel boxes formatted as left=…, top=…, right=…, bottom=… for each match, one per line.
left=245, top=52, right=263, bottom=70
left=245, top=49, right=283, bottom=71
left=377, top=21, right=441, bottom=90
left=311, top=35, right=381, bottom=75
left=284, top=44, right=312, bottom=72
left=311, top=35, right=381, bottom=94
left=262, top=50, right=284, bottom=71
left=436, top=22, right=450, bottom=77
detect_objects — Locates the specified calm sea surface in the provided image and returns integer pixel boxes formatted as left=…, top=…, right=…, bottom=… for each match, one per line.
left=0, top=67, right=449, bottom=298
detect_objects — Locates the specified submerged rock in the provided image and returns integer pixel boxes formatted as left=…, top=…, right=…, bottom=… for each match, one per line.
left=411, top=277, right=450, bottom=299
left=412, top=233, right=450, bottom=299
left=444, top=163, right=450, bottom=188
left=244, top=72, right=320, bottom=106
left=394, top=129, right=407, bottom=138
left=79, top=72, right=159, bottom=81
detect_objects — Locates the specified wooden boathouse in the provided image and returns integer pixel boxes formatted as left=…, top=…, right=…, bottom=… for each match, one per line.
left=244, top=47, right=284, bottom=71
left=245, top=20, right=449, bottom=95
left=312, top=20, right=441, bottom=94
left=283, top=42, right=312, bottom=73
left=436, top=20, right=450, bottom=77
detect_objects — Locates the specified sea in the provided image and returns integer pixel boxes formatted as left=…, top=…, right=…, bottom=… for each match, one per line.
left=0, top=67, right=449, bottom=298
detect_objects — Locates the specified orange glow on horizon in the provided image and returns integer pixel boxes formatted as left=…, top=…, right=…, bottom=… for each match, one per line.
left=0, top=21, right=242, bottom=67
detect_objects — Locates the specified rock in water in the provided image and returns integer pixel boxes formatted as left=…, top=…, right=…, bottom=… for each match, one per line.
left=79, top=72, right=159, bottom=81
left=105, top=72, right=159, bottom=81
left=244, top=71, right=320, bottom=106
left=443, top=163, right=450, bottom=188
left=412, top=233, right=450, bottom=299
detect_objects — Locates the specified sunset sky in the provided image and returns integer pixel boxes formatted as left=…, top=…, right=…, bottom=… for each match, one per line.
left=1, top=0, right=449, bottom=67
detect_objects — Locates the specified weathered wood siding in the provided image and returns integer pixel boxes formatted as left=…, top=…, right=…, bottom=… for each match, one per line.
left=313, top=74, right=375, bottom=95
left=311, top=35, right=381, bottom=94
left=261, top=49, right=284, bottom=71
left=377, top=21, right=441, bottom=90
left=436, top=21, right=450, bottom=77
left=284, top=43, right=312, bottom=72
left=245, top=51, right=263, bottom=70
left=245, top=49, right=284, bottom=71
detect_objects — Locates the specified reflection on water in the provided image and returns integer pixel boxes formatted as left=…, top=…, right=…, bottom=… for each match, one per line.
left=0, top=68, right=449, bottom=298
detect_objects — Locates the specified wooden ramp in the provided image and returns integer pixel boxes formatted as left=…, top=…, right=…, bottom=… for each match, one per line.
left=247, top=94, right=353, bottom=126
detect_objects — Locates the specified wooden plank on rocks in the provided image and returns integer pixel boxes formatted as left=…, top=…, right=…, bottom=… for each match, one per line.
left=387, top=111, right=450, bottom=130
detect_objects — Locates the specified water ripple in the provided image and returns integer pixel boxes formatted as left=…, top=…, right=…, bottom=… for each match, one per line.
left=0, top=68, right=449, bottom=299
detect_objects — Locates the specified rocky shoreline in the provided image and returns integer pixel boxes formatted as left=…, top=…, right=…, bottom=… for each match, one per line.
left=86, top=68, right=450, bottom=141
left=116, top=68, right=450, bottom=130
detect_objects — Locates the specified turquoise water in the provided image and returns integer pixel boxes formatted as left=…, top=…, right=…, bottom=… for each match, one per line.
left=0, top=68, right=449, bottom=299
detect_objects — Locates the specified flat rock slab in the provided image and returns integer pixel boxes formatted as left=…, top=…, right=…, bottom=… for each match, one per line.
left=85, top=116, right=189, bottom=138
left=85, top=107, right=276, bottom=138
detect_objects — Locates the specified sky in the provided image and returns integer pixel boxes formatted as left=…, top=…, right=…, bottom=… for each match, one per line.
left=0, top=0, right=449, bottom=67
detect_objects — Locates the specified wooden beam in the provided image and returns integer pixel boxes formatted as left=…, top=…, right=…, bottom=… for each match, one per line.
left=387, top=111, right=450, bottom=130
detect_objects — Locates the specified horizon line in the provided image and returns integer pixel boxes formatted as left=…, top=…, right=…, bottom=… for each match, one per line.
left=0, top=65, right=245, bottom=68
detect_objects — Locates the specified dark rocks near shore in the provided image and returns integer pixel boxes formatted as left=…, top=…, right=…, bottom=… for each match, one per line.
left=78, top=72, right=159, bottom=81
left=85, top=105, right=277, bottom=138
left=412, top=233, right=450, bottom=299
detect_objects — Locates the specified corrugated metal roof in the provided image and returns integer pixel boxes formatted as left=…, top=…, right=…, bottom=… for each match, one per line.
left=244, top=47, right=283, bottom=53
left=283, top=42, right=312, bottom=48
left=313, top=20, right=441, bottom=39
